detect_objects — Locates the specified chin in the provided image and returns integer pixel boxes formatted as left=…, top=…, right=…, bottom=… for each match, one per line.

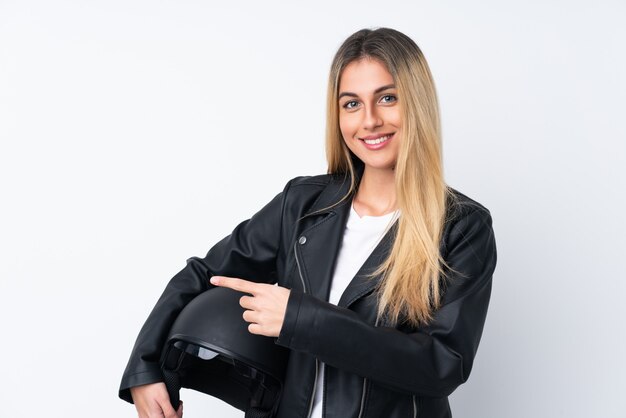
left=362, top=163, right=397, bottom=172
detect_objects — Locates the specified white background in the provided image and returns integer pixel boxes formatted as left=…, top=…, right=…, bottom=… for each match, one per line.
left=1, top=1, right=624, bottom=417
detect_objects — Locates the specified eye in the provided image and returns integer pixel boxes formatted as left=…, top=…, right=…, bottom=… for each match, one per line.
left=380, top=94, right=397, bottom=104
left=342, top=100, right=359, bottom=110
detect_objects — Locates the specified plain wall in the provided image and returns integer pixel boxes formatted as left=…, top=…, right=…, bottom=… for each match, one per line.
left=1, top=1, right=624, bottom=417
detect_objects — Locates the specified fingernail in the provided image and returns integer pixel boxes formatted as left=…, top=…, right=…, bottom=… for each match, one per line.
left=210, top=277, right=219, bottom=285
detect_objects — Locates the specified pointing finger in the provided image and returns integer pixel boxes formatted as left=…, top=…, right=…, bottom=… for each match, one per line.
left=210, top=276, right=258, bottom=294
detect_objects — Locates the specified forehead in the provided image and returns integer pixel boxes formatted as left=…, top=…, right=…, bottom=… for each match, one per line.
left=339, top=58, right=394, bottom=93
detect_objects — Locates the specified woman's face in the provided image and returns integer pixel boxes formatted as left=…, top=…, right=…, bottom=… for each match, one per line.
left=338, top=57, right=401, bottom=174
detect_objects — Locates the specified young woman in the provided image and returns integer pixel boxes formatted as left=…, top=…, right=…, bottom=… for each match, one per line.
left=120, top=27, right=497, bottom=418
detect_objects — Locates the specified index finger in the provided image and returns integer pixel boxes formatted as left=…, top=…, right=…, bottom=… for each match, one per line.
left=210, top=276, right=259, bottom=294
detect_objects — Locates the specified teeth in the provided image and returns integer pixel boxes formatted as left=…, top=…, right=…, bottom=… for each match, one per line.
left=363, top=134, right=391, bottom=145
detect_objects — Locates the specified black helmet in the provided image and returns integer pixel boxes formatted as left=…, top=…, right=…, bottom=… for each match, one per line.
left=159, top=286, right=290, bottom=418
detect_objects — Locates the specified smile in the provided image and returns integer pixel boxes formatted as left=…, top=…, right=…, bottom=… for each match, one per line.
left=366, top=135, right=391, bottom=145
left=358, top=133, right=395, bottom=149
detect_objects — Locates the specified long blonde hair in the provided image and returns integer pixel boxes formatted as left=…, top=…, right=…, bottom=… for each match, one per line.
left=325, top=27, right=457, bottom=328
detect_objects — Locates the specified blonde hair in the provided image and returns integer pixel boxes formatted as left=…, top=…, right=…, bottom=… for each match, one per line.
left=324, top=27, right=458, bottom=328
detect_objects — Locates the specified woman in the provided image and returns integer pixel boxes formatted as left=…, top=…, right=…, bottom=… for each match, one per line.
left=120, top=27, right=497, bottom=418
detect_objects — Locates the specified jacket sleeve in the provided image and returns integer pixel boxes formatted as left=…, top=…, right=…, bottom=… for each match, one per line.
left=275, top=206, right=497, bottom=398
left=118, top=178, right=294, bottom=403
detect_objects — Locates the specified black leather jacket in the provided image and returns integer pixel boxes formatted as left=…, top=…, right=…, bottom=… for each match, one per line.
left=119, top=164, right=497, bottom=418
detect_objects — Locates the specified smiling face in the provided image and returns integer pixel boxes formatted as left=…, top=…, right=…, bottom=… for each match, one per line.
left=338, top=57, right=402, bottom=175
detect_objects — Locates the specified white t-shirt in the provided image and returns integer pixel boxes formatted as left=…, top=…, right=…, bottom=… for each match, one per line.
left=309, top=201, right=400, bottom=418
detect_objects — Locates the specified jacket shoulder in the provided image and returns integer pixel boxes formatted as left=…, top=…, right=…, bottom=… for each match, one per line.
left=287, top=173, right=333, bottom=188
left=278, top=173, right=334, bottom=218
left=283, top=173, right=333, bottom=202
left=446, top=186, right=492, bottom=222
left=441, top=186, right=495, bottom=254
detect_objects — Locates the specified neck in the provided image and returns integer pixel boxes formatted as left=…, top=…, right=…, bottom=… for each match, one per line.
left=354, top=166, right=397, bottom=216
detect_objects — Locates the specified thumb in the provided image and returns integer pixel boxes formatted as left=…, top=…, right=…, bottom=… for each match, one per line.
left=177, top=400, right=183, bottom=417
left=158, top=397, right=180, bottom=418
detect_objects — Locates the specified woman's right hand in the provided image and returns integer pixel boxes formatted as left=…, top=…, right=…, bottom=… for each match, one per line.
left=130, top=382, right=183, bottom=418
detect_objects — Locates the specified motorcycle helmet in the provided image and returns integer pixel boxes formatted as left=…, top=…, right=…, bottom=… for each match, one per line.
left=159, top=286, right=290, bottom=418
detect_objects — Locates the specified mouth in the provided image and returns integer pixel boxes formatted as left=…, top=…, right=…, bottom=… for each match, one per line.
left=359, top=132, right=395, bottom=145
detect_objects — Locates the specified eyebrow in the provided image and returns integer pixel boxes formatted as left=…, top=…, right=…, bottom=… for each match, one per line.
left=338, top=84, right=396, bottom=100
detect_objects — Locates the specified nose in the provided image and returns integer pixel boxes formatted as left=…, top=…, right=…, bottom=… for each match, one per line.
left=363, top=104, right=383, bottom=130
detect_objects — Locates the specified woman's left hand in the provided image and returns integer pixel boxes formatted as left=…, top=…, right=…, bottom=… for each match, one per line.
left=209, top=275, right=291, bottom=338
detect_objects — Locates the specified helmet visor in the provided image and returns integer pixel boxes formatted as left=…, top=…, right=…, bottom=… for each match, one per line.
left=174, top=340, right=219, bottom=361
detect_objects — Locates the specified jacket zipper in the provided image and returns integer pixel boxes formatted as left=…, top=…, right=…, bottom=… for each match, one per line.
left=356, top=377, right=367, bottom=418
left=356, top=315, right=379, bottom=418
left=412, top=394, right=417, bottom=418
left=294, top=240, right=318, bottom=418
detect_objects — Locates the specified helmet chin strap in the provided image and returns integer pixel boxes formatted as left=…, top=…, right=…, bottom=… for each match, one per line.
left=161, top=345, right=183, bottom=410
left=243, top=391, right=275, bottom=418
left=247, top=377, right=277, bottom=418
left=245, top=406, right=273, bottom=418
left=162, top=366, right=182, bottom=410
